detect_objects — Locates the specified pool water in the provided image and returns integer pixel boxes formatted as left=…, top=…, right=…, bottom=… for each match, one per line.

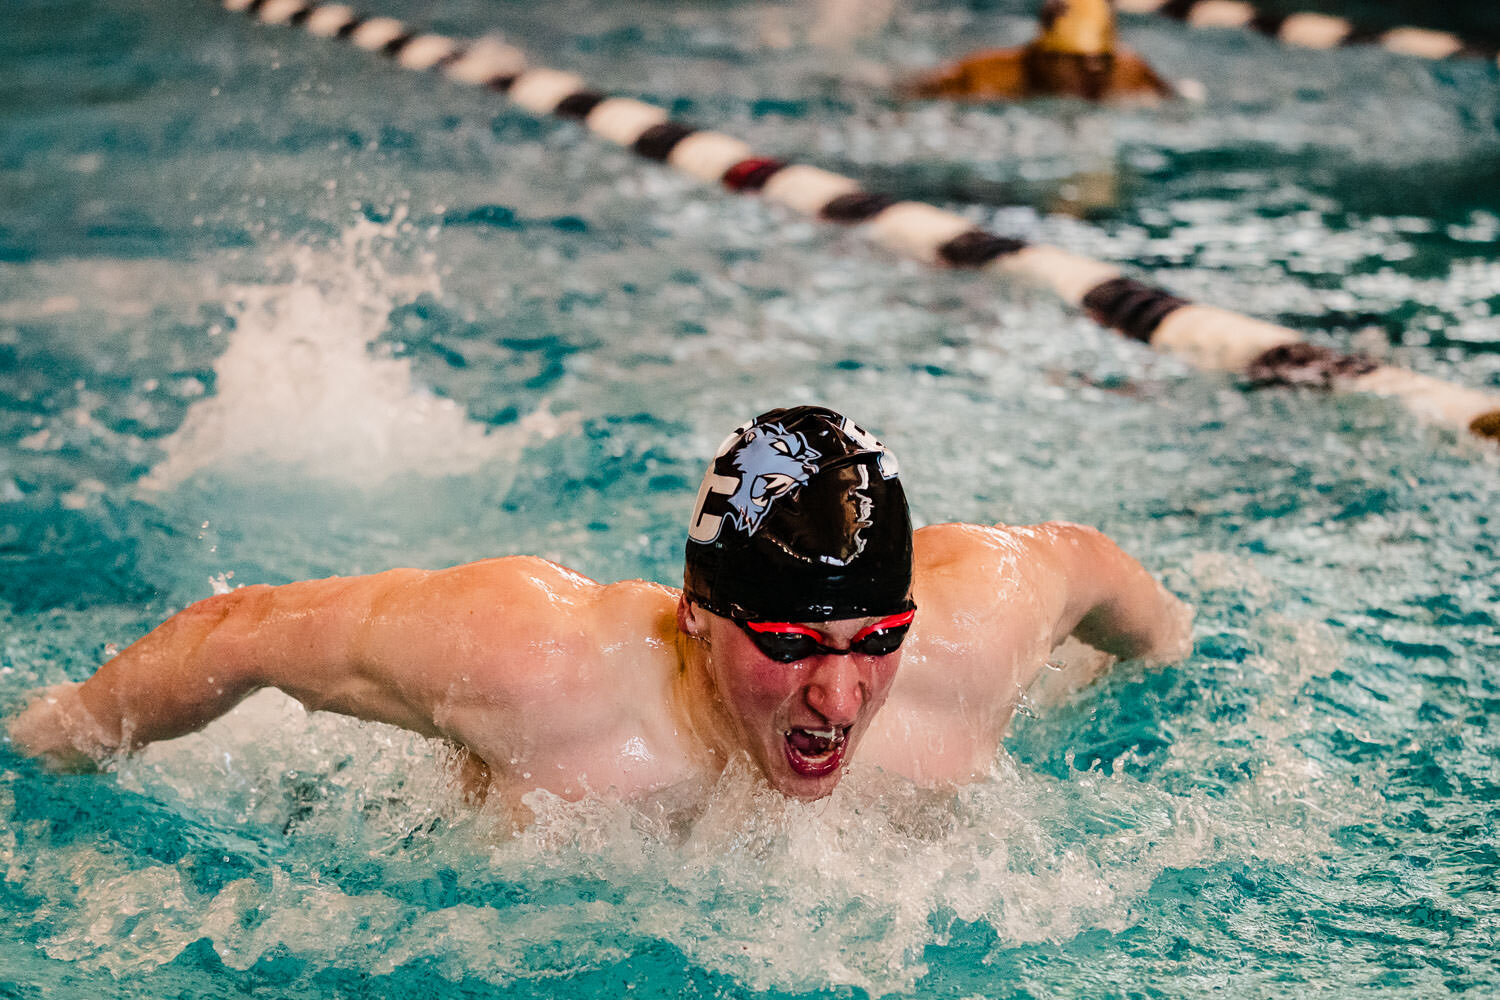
left=3, top=0, right=1500, bottom=996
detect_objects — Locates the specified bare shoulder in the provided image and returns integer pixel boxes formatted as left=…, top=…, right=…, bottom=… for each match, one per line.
left=365, top=560, right=681, bottom=760
left=911, top=520, right=1119, bottom=617
left=388, top=555, right=598, bottom=608
left=892, top=523, right=1082, bottom=725
left=384, top=557, right=677, bottom=672
left=591, top=577, right=683, bottom=645
left=411, top=563, right=681, bottom=695
left=910, top=522, right=1035, bottom=629
left=914, top=520, right=1100, bottom=568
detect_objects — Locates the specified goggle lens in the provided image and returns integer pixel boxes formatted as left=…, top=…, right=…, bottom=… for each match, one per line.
left=736, top=610, right=915, bottom=663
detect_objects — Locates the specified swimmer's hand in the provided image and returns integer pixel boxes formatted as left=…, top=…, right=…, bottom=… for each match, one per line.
left=6, top=683, right=108, bottom=773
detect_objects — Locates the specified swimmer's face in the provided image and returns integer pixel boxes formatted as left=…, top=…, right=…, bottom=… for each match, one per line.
left=684, top=605, right=905, bottom=800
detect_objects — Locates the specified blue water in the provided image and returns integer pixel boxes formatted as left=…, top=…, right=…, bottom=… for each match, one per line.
left=3, top=0, right=1500, bottom=996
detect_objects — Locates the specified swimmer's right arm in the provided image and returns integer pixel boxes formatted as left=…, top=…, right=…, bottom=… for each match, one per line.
left=6, top=573, right=427, bottom=770
left=5, top=557, right=593, bottom=770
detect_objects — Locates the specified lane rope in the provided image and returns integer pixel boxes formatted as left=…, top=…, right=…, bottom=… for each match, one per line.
left=219, top=0, right=1500, bottom=446
left=1118, top=0, right=1500, bottom=67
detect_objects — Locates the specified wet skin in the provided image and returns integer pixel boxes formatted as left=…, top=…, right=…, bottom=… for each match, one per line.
left=8, top=523, right=1191, bottom=821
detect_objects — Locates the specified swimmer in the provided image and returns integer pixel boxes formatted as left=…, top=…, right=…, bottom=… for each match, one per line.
left=903, top=0, right=1174, bottom=102
left=7, top=406, right=1190, bottom=820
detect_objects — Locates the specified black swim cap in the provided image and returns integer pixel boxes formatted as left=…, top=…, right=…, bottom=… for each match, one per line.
left=683, top=406, right=915, bottom=623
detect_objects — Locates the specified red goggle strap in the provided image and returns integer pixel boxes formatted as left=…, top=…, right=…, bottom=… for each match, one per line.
left=851, top=609, right=916, bottom=643
left=745, top=609, right=915, bottom=641
left=743, top=621, right=822, bottom=639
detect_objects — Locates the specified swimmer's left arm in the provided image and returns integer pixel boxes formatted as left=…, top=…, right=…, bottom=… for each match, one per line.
left=1030, top=522, right=1192, bottom=663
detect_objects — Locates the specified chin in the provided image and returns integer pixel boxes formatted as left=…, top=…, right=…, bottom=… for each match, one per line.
left=765, top=732, right=852, bottom=800
left=772, top=771, right=843, bottom=801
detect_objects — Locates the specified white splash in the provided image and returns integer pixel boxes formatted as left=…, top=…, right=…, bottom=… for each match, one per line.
left=142, top=218, right=554, bottom=491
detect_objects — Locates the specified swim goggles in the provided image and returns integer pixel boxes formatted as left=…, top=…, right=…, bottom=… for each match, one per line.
left=733, top=610, right=916, bottom=663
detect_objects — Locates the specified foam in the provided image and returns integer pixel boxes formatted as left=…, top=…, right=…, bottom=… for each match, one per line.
left=9, top=728, right=1337, bottom=995
left=140, top=219, right=538, bottom=491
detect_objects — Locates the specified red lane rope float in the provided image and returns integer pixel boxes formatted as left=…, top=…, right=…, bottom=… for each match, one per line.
left=221, top=0, right=1500, bottom=446
left=1119, top=0, right=1500, bottom=66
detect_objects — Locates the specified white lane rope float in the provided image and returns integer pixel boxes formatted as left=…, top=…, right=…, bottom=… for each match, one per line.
left=1119, top=0, right=1500, bottom=68
left=220, top=0, right=1500, bottom=446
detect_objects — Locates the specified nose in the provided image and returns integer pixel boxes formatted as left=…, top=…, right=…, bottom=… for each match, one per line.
left=804, top=655, right=866, bottom=725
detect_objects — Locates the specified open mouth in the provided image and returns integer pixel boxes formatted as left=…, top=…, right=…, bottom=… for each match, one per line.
left=783, top=726, right=849, bottom=778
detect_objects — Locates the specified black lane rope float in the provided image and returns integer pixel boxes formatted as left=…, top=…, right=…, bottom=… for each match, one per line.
left=221, top=0, right=1500, bottom=446
left=1120, top=0, right=1500, bottom=67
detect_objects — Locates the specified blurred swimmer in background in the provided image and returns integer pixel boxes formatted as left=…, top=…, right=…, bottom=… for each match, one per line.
left=904, top=0, right=1175, bottom=102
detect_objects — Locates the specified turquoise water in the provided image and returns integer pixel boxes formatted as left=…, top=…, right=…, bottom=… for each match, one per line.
left=3, top=0, right=1500, bottom=996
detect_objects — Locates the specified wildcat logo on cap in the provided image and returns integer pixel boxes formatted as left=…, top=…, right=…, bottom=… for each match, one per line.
left=723, top=421, right=821, bottom=536
left=689, top=420, right=816, bottom=543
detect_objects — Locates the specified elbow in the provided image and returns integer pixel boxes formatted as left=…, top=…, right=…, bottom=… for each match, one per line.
left=1076, top=589, right=1193, bottom=664
left=1053, top=522, right=1193, bottom=663
left=1073, top=607, right=1151, bottom=660
left=176, top=586, right=278, bottom=696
